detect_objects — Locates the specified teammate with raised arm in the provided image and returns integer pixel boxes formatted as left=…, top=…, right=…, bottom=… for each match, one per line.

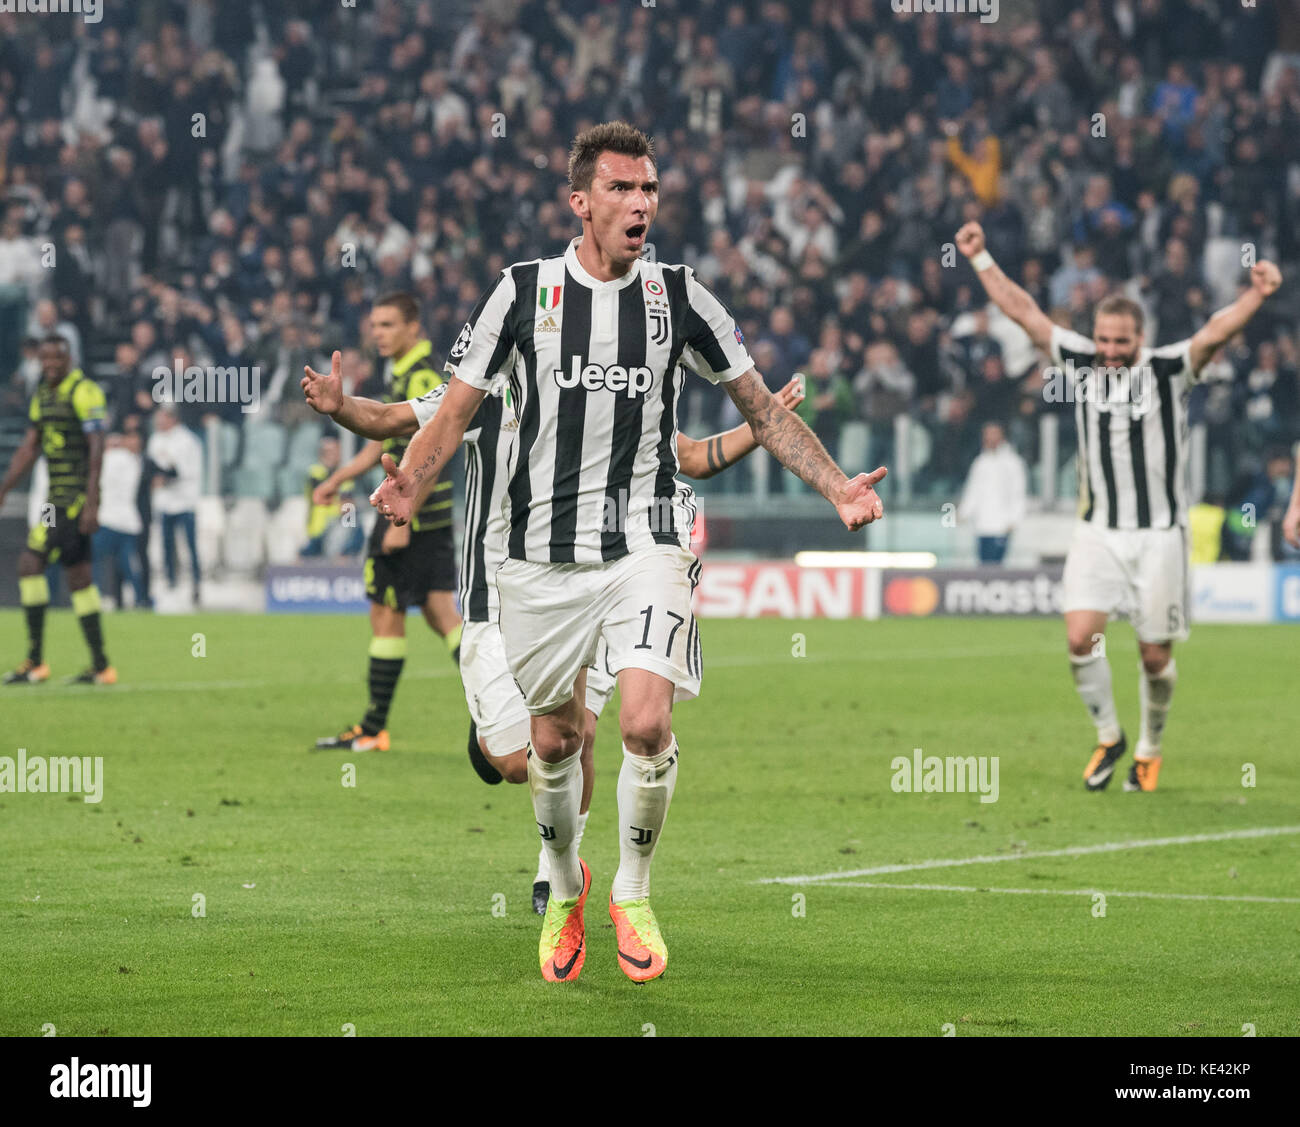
left=369, top=122, right=885, bottom=983
left=303, top=349, right=805, bottom=914
left=956, top=221, right=1282, bottom=793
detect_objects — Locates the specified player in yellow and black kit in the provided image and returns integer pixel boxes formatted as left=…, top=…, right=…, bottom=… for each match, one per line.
left=301, top=434, right=364, bottom=557
left=312, top=293, right=462, bottom=751
left=0, top=337, right=115, bottom=685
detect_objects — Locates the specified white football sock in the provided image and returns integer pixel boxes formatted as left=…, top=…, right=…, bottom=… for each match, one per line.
left=527, top=748, right=583, bottom=900
left=1069, top=652, right=1122, bottom=746
left=535, top=807, right=590, bottom=885
left=1137, top=658, right=1176, bottom=758
left=611, top=737, right=678, bottom=904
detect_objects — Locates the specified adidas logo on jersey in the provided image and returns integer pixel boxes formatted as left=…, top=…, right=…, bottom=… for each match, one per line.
left=537, top=314, right=560, bottom=333
left=553, top=357, right=653, bottom=397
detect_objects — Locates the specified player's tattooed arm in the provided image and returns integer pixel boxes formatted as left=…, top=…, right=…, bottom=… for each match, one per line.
left=334, top=398, right=419, bottom=441
left=723, top=371, right=886, bottom=530
left=373, top=376, right=486, bottom=525
left=302, top=351, right=419, bottom=439
left=954, top=222, right=1055, bottom=353
left=679, top=377, right=804, bottom=479
left=1188, top=261, right=1282, bottom=375
left=724, top=371, right=845, bottom=496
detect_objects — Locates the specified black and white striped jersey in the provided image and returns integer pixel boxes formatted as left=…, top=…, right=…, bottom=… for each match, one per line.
left=1050, top=325, right=1203, bottom=530
left=444, top=236, right=754, bottom=563
left=410, top=379, right=517, bottom=623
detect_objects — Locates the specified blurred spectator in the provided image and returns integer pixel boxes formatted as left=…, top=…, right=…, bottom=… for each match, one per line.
left=0, top=0, right=1293, bottom=518
left=793, top=349, right=855, bottom=458
left=1188, top=494, right=1227, bottom=564
left=1224, top=449, right=1297, bottom=560
left=93, top=432, right=146, bottom=609
left=302, top=435, right=364, bottom=558
left=958, top=423, right=1028, bottom=565
left=147, top=405, right=204, bottom=604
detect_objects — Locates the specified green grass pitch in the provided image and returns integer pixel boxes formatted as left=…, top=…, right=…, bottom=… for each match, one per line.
left=2, top=609, right=1297, bottom=1036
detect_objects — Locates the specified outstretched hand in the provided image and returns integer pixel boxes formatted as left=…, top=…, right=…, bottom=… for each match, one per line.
left=774, top=375, right=806, bottom=412
left=835, top=466, right=887, bottom=531
left=1283, top=502, right=1300, bottom=550
left=955, top=221, right=985, bottom=259
left=1251, top=260, right=1282, bottom=299
left=369, top=452, right=417, bottom=526
left=302, top=350, right=343, bottom=415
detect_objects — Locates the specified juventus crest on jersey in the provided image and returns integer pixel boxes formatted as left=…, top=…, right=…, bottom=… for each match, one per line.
left=1050, top=326, right=1202, bottom=531
left=446, top=237, right=754, bottom=564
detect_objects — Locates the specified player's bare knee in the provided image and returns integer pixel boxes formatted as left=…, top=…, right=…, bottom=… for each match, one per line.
left=497, top=749, right=529, bottom=784
left=1067, top=633, right=1096, bottom=658
left=1140, top=646, right=1172, bottom=676
left=620, top=712, right=672, bottom=757
left=17, top=552, right=43, bottom=578
left=531, top=718, right=583, bottom=762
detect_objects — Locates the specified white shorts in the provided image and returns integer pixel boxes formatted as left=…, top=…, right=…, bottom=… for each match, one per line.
left=1062, top=522, right=1190, bottom=643
left=496, top=545, right=702, bottom=716
left=585, top=637, right=617, bottom=719
left=458, top=619, right=530, bottom=757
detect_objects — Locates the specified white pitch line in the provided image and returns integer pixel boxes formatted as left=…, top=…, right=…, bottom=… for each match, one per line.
left=758, top=826, right=1300, bottom=885
left=811, top=881, right=1300, bottom=905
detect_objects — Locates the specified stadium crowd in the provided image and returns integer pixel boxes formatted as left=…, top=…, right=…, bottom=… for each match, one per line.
left=2, top=0, right=1299, bottom=559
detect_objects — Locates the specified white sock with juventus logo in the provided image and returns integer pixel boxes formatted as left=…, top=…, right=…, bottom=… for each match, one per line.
left=1137, top=659, right=1177, bottom=758
left=1069, top=652, right=1122, bottom=745
left=536, top=811, right=587, bottom=884
left=611, top=737, right=678, bottom=904
left=527, top=748, right=583, bottom=900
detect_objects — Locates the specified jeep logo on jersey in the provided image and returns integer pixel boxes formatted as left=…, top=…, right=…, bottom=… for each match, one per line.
left=553, top=358, right=653, bottom=397
left=449, top=321, right=472, bottom=360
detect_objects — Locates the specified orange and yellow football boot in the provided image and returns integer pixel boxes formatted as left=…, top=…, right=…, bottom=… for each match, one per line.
left=539, top=858, right=590, bottom=982
left=1124, top=755, right=1162, bottom=792
left=1083, top=731, right=1127, bottom=791
left=609, top=895, right=668, bottom=983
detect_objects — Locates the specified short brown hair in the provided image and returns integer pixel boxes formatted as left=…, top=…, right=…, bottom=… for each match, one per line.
left=1094, top=294, right=1145, bottom=334
left=373, top=292, right=420, bottom=323
left=567, top=121, right=656, bottom=193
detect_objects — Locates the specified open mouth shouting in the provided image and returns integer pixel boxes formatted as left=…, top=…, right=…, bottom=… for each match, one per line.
left=625, top=222, right=647, bottom=249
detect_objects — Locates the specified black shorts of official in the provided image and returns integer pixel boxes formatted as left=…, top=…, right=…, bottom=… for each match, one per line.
left=26, top=504, right=93, bottom=568
left=364, top=520, right=456, bottom=609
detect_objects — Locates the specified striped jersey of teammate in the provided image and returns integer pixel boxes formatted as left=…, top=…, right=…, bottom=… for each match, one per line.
left=445, top=236, right=753, bottom=564
left=409, top=379, right=515, bottom=625
left=1050, top=325, right=1201, bottom=531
